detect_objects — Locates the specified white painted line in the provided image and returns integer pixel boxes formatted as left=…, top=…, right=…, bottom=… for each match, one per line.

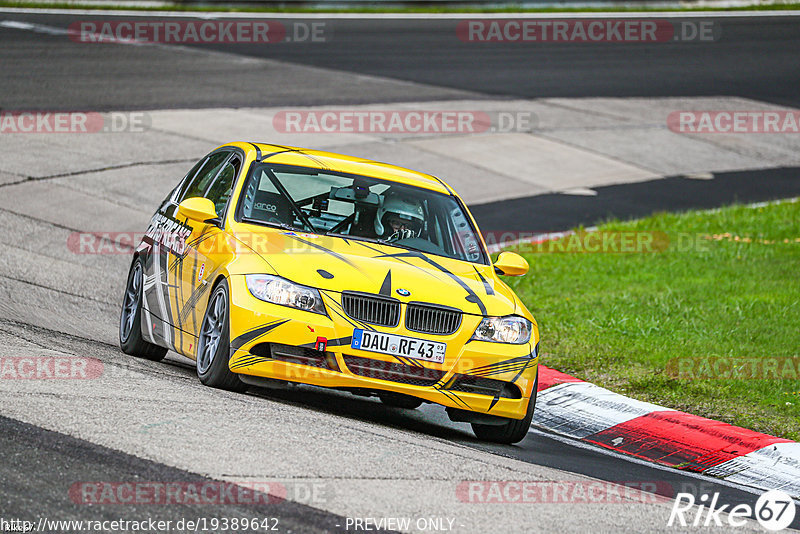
left=683, top=171, right=715, bottom=180
left=560, top=187, right=598, bottom=196
left=0, top=19, right=145, bottom=43
left=532, top=382, right=672, bottom=440
left=2, top=7, right=800, bottom=19
left=0, top=19, right=68, bottom=34
left=699, top=195, right=800, bottom=213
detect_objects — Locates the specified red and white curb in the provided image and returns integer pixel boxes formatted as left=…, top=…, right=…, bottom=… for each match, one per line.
left=533, top=365, right=800, bottom=499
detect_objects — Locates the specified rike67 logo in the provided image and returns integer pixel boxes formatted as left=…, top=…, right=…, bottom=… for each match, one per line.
left=668, top=490, right=796, bottom=531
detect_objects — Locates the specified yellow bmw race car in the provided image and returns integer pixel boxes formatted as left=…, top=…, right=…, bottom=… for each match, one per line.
left=119, top=142, right=539, bottom=443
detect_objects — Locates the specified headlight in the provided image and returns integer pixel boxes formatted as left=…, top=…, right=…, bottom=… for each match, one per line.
left=471, top=316, right=531, bottom=344
left=245, top=274, right=326, bottom=315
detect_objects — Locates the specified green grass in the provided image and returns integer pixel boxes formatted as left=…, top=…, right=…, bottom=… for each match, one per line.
left=506, top=199, right=800, bottom=440
left=2, top=0, right=800, bottom=12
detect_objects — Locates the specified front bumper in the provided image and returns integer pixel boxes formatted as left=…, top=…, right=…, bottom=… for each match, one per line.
left=227, top=275, right=538, bottom=420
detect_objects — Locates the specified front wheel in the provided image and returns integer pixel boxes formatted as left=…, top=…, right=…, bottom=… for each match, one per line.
left=196, top=279, right=246, bottom=392
left=119, top=257, right=167, bottom=361
left=471, top=391, right=536, bottom=445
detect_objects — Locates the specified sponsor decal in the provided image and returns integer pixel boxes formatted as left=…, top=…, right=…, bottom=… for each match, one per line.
left=144, top=213, right=192, bottom=256
left=254, top=202, right=278, bottom=213
left=282, top=232, right=319, bottom=239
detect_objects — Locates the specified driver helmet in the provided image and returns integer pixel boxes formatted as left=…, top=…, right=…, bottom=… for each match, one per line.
left=374, top=193, right=424, bottom=240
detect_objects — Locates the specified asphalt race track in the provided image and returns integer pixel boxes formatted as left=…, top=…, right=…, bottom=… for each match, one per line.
left=1, top=9, right=799, bottom=533
left=2, top=14, right=800, bottom=110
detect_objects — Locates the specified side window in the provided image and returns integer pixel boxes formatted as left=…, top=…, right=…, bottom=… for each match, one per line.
left=158, top=157, right=207, bottom=214
left=177, top=151, right=230, bottom=204
left=205, top=155, right=241, bottom=216
left=173, top=157, right=208, bottom=203
left=447, top=204, right=482, bottom=263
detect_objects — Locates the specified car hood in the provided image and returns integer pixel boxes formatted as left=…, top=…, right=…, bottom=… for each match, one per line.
left=233, top=228, right=521, bottom=317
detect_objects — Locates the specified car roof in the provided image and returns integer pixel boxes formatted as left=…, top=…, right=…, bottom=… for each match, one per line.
left=235, top=142, right=453, bottom=195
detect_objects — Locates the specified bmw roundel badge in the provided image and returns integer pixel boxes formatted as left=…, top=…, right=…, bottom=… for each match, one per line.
left=396, top=288, right=411, bottom=297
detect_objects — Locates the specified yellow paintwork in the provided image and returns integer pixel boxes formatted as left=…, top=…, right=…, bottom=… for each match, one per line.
left=154, top=142, right=539, bottom=420
left=177, top=197, right=218, bottom=223
left=494, top=251, right=530, bottom=277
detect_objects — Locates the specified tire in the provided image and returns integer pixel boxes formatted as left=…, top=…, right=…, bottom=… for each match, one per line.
left=471, top=389, right=537, bottom=445
left=119, top=256, right=168, bottom=362
left=196, top=279, right=246, bottom=392
left=378, top=391, right=424, bottom=409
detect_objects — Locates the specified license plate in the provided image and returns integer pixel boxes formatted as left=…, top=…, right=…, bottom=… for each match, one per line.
left=351, top=329, right=446, bottom=364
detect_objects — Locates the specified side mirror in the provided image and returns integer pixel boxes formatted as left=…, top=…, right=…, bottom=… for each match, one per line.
left=493, top=251, right=529, bottom=276
left=177, top=197, right=221, bottom=226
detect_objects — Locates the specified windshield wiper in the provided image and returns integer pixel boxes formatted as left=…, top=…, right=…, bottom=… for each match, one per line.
left=325, top=231, right=423, bottom=251
left=325, top=231, right=383, bottom=244
left=242, top=217, right=307, bottom=233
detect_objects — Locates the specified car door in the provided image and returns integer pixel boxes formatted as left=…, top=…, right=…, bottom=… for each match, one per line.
left=173, top=151, right=242, bottom=355
left=139, top=150, right=230, bottom=352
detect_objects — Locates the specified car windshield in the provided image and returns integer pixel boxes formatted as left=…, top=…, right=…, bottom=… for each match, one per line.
left=238, top=163, right=487, bottom=264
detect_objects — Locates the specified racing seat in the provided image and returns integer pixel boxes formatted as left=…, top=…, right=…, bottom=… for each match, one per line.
left=349, top=206, right=379, bottom=238
left=249, top=190, right=292, bottom=225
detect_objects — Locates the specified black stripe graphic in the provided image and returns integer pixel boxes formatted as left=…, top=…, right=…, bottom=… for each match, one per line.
left=473, top=266, right=494, bottom=296
left=374, top=250, right=488, bottom=315
left=229, top=319, right=290, bottom=354
left=379, top=270, right=392, bottom=297
left=290, top=236, right=359, bottom=269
